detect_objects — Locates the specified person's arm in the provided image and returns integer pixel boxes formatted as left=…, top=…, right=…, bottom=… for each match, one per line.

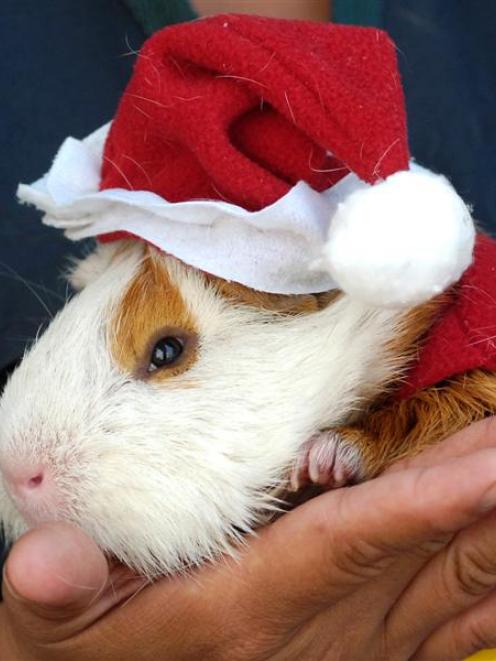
left=3, top=418, right=496, bottom=660
left=192, top=0, right=331, bottom=21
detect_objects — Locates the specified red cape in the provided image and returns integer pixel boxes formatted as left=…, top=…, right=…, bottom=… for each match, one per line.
left=399, top=234, right=496, bottom=399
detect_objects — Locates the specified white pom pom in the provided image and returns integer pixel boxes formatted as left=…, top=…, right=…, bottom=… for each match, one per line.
left=322, top=165, right=475, bottom=308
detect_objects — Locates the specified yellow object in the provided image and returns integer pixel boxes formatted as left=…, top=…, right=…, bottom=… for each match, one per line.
left=468, top=651, right=496, bottom=660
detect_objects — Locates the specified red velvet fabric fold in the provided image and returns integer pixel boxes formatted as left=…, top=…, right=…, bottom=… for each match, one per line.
left=100, top=14, right=409, bottom=211
left=400, top=234, right=496, bottom=399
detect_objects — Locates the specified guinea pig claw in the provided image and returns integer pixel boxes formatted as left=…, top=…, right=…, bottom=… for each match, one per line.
left=290, top=430, right=364, bottom=492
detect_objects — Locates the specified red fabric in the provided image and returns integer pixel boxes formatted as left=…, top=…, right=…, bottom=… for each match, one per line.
left=100, top=14, right=409, bottom=211
left=399, top=234, right=496, bottom=399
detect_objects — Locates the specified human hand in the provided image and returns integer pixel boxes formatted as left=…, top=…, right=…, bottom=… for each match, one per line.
left=3, top=419, right=496, bottom=660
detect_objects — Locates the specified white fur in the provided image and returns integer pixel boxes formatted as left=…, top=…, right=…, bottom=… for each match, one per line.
left=66, top=240, right=121, bottom=291
left=0, top=243, right=409, bottom=576
left=324, top=166, right=475, bottom=308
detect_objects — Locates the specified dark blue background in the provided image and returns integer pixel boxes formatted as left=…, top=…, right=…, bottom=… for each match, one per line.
left=1, top=0, right=495, bottom=372
left=1, top=0, right=145, bottom=370
left=385, top=0, right=496, bottom=230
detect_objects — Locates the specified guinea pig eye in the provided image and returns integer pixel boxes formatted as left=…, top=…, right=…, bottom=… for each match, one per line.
left=148, top=336, right=184, bottom=372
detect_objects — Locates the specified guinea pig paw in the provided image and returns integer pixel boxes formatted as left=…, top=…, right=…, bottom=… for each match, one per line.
left=290, top=430, right=364, bottom=492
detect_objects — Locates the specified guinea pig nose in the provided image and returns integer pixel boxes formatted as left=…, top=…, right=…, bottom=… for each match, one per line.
left=26, top=471, right=44, bottom=489
left=1, top=463, right=60, bottom=527
left=3, top=464, right=48, bottom=496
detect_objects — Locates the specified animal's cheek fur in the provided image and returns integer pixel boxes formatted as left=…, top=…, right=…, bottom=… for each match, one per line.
left=0, top=371, right=299, bottom=576
left=49, top=414, right=287, bottom=576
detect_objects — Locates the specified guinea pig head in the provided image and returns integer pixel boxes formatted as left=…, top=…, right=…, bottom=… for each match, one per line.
left=0, top=241, right=361, bottom=576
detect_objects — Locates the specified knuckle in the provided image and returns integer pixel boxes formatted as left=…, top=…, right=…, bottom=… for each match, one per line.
left=337, top=536, right=395, bottom=581
left=448, top=543, right=496, bottom=598
left=327, top=495, right=395, bottom=580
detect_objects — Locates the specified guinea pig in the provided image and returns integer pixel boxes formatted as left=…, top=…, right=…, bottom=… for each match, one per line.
left=1, top=237, right=495, bottom=578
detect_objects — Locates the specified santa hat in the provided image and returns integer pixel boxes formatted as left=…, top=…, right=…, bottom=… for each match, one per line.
left=17, top=14, right=475, bottom=307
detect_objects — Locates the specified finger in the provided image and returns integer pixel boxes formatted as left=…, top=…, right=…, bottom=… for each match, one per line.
left=240, top=448, right=496, bottom=619
left=388, top=416, right=496, bottom=473
left=411, top=589, right=496, bottom=660
left=146, top=448, right=496, bottom=633
left=4, top=523, right=108, bottom=610
left=387, top=509, right=496, bottom=658
left=3, top=523, right=145, bottom=645
left=29, top=449, right=496, bottom=652
left=22, top=450, right=496, bottom=658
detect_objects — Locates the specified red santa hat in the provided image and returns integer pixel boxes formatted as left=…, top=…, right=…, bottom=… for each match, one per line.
left=18, top=14, right=475, bottom=307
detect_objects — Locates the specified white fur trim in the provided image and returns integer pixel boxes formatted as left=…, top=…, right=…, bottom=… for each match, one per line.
left=17, top=124, right=341, bottom=295
left=323, top=166, right=476, bottom=307
left=17, top=125, right=475, bottom=303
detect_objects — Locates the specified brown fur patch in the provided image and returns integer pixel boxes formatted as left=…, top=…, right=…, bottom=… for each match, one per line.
left=111, top=248, right=198, bottom=381
left=333, top=369, right=496, bottom=478
left=209, top=276, right=340, bottom=314
left=315, top=286, right=496, bottom=480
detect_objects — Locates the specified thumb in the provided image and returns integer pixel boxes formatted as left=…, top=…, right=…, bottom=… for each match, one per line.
left=2, top=522, right=109, bottom=645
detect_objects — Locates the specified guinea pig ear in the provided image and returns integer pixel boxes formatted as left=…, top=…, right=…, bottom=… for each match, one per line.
left=66, top=242, right=127, bottom=291
left=209, top=277, right=340, bottom=314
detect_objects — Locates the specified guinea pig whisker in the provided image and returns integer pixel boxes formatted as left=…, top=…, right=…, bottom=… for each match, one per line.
left=0, top=262, right=59, bottom=319
left=118, top=577, right=151, bottom=609
left=54, top=572, right=102, bottom=592
left=0, top=261, right=65, bottom=301
left=87, top=573, right=112, bottom=608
